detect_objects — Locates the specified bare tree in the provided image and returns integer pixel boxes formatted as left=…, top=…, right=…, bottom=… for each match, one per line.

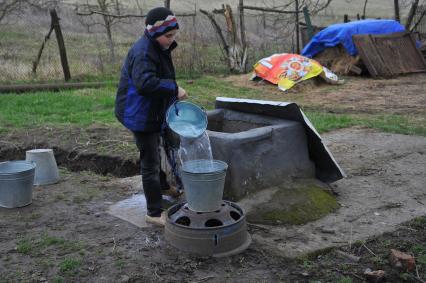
left=0, top=0, right=20, bottom=23
left=0, top=0, right=58, bottom=23
left=75, top=0, right=131, bottom=66
left=200, top=4, right=247, bottom=73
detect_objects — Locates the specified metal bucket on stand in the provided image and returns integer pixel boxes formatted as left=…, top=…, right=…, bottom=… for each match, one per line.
left=0, top=161, right=36, bottom=208
left=181, top=159, right=228, bottom=212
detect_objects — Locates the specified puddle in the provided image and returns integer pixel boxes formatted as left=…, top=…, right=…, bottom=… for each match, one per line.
left=107, top=192, right=180, bottom=228
left=108, top=194, right=148, bottom=228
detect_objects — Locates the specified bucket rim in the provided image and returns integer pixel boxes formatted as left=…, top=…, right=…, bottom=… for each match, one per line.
left=0, top=160, right=36, bottom=175
left=181, top=159, right=228, bottom=174
left=166, top=101, right=208, bottom=139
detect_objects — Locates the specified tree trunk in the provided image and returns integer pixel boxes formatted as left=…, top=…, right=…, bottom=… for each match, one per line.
left=98, top=0, right=116, bottom=65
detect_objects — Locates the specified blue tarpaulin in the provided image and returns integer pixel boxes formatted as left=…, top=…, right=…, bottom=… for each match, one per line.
left=301, top=19, right=405, bottom=58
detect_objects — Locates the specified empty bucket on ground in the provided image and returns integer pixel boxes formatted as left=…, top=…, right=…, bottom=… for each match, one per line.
left=0, top=161, right=36, bottom=208
left=26, top=149, right=59, bottom=185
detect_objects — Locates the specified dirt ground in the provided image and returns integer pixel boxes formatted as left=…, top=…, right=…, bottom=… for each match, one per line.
left=0, top=74, right=426, bottom=282
left=226, top=73, right=426, bottom=115
left=0, top=127, right=425, bottom=282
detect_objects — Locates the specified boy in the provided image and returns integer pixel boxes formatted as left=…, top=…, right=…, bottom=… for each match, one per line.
left=115, top=7, right=187, bottom=226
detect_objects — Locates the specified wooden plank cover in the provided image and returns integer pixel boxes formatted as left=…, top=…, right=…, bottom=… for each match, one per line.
left=353, top=32, right=426, bottom=78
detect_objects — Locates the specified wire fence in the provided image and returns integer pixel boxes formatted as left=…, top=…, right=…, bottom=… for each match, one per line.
left=0, top=1, right=421, bottom=83
left=0, top=1, right=309, bottom=83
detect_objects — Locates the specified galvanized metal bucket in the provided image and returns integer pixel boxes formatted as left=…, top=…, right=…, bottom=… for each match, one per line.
left=181, top=159, right=228, bottom=212
left=26, top=149, right=59, bottom=186
left=166, top=101, right=207, bottom=139
left=0, top=161, right=36, bottom=208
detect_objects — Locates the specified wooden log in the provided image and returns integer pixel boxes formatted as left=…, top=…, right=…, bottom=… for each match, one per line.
left=242, top=5, right=300, bottom=14
left=0, top=82, right=108, bottom=94
left=349, top=64, right=362, bottom=75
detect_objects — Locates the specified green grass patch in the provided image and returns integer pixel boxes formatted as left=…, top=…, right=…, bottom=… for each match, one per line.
left=59, top=258, right=81, bottom=275
left=0, top=76, right=424, bottom=136
left=0, top=86, right=118, bottom=127
left=16, top=239, right=34, bottom=254
left=303, top=111, right=356, bottom=133
left=16, top=233, right=84, bottom=257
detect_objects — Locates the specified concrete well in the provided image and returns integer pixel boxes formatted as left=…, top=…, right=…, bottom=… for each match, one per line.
left=161, top=98, right=344, bottom=202
left=207, top=109, right=315, bottom=200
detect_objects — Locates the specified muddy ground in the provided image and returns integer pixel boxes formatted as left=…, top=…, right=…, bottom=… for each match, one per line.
left=1, top=74, right=426, bottom=282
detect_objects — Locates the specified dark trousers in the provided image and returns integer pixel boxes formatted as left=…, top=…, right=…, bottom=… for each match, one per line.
left=133, top=131, right=169, bottom=217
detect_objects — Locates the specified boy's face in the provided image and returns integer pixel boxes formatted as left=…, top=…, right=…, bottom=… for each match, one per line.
left=156, top=29, right=178, bottom=49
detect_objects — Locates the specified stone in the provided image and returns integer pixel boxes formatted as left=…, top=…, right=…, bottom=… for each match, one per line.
left=364, top=269, right=386, bottom=282
left=119, top=275, right=130, bottom=283
left=336, top=250, right=360, bottom=262
left=389, top=249, right=416, bottom=272
left=320, top=227, right=336, bottom=234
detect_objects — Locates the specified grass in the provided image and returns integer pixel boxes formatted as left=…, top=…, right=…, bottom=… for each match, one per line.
left=0, top=86, right=118, bottom=128
left=0, top=76, right=424, bottom=136
left=59, top=258, right=81, bottom=275
left=16, top=239, right=33, bottom=254
left=16, top=233, right=85, bottom=257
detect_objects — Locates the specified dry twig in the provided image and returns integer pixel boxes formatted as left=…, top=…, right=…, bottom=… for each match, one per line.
left=362, top=243, right=377, bottom=257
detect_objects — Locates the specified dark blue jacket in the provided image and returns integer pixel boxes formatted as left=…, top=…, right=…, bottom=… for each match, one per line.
left=115, top=31, right=178, bottom=132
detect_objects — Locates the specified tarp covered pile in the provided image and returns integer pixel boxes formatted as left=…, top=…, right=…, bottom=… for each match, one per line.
left=301, top=19, right=405, bottom=58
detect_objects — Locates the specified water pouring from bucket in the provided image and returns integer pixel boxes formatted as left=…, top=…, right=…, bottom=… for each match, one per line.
left=166, top=101, right=228, bottom=212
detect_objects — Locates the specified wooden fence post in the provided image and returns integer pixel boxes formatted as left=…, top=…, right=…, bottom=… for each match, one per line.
left=303, top=6, right=313, bottom=39
left=295, top=0, right=300, bottom=53
left=344, top=14, right=349, bottom=23
left=239, top=0, right=247, bottom=72
left=50, top=9, right=71, bottom=82
left=394, top=0, right=400, bottom=22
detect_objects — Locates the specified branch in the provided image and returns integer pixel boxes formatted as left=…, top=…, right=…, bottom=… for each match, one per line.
left=362, top=0, right=368, bottom=18
left=411, top=10, right=426, bottom=32
left=243, top=5, right=301, bottom=14
left=405, top=0, right=419, bottom=29
left=313, top=0, right=333, bottom=14
left=199, top=9, right=230, bottom=58
left=0, top=0, right=20, bottom=23
left=76, top=8, right=195, bottom=18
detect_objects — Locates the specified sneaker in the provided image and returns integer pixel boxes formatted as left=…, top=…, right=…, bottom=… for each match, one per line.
left=145, top=211, right=167, bottom=227
left=162, top=186, right=182, bottom=198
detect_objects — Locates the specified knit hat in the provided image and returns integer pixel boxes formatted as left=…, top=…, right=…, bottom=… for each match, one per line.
left=145, top=7, right=179, bottom=38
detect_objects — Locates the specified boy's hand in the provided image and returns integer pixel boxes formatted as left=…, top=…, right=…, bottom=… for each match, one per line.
left=178, top=86, right=188, bottom=100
